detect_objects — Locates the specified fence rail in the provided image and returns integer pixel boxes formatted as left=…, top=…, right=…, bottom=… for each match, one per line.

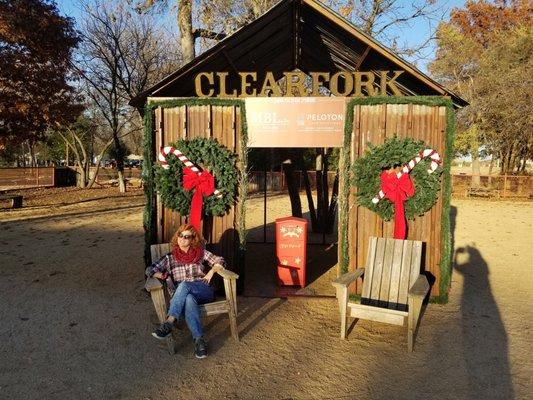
left=1, top=167, right=531, bottom=199
left=0, top=167, right=55, bottom=190
left=92, top=167, right=141, bottom=183
left=451, top=174, right=532, bottom=199
left=248, top=170, right=338, bottom=194
left=248, top=171, right=532, bottom=199
left=0, top=166, right=141, bottom=190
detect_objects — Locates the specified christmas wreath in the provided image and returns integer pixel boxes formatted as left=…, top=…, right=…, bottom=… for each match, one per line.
left=351, top=137, right=443, bottom=222
left=154, top=137, right=238, bottom=220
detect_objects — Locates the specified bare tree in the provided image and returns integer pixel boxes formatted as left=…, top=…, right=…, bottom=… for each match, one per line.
left=138, top=0, right=278, bottom=63
left=329, top=0, right=447, bottom=61
left=76, top=0, right=180, bottom=192
left=55, top=114, right=115, bottom=188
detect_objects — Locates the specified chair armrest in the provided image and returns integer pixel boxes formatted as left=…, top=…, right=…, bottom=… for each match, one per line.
left=216, top=268, right=239, bottom=280
left=145, top=277, right=163, bottom=292
left=408, top=275, right=429, bottom=298
left=332, top=268, right=364, bottom=289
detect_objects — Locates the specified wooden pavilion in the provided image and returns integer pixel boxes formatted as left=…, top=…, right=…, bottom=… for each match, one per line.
left=131, top=0, right=467, bottom=300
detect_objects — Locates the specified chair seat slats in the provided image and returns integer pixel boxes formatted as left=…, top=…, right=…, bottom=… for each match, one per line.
left=332, top=236, right=429, bottom=351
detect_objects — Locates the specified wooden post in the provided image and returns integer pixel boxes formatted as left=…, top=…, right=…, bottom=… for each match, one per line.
left=336, top=286, right=348, bottom=339
left=503, top=175, right=507, bottom=198
left=223, top=277, right=239, bottom=341
left=407, top=296, right=423, bottom=352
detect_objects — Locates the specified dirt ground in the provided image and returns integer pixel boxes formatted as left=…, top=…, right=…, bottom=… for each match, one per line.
left=0, top=188, right=531, bottom=399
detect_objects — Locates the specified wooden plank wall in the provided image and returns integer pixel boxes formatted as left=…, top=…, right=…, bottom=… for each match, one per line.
left=153, top=105, right=240, bottom=268
left=347, top=104, right=447, bottom=296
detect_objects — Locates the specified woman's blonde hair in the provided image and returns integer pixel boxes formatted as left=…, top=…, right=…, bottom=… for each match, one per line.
left=170, top=224, right=204, bottom=249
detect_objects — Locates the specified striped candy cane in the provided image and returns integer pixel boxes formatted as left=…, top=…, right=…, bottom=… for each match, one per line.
left=371, top=148, right=441, bottom=204
left=159, top=146, right=223, bottom=198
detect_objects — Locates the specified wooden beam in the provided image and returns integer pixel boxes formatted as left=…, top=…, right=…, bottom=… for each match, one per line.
left=354, top=45, right=371, bottom=71
left=302, top=0, right=447, bottom=96
left=223, top=49, right=240, bottom=74
left=292, top=0, right=300, bottom=69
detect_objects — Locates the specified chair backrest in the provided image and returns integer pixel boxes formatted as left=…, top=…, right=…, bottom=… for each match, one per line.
left=361, top=237, right=422, bottom=311
left=151, top=243, right=171, bottom=263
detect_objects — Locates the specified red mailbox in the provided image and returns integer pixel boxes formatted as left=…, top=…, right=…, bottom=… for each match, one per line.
left=275, top=216, right=307, bottom=287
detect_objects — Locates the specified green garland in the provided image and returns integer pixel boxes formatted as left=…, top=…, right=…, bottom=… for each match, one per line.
left=154, top=138, right=238, bottom=216
left=142, top=98, right=248, bottom=266
left=351, top=137, right=443, bottom=221
left=339, top=96, right=455, bottom=303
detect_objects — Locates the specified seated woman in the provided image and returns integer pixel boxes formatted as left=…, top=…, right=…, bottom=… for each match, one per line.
left=145, top=223, right=225, bottom=359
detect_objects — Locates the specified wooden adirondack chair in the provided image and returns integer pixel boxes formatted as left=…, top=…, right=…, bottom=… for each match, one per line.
left=332, top=237, right=429, bottom=351
left=145, top=243, right=239, bottom=353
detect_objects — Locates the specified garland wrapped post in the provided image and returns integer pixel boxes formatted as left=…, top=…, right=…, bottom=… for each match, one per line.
left=142, top=98, right=248, bottom=286
left=341, top=97, right=455, bottom=303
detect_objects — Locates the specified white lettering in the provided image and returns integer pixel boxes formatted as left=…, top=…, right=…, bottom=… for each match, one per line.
left=306, top=114, right=344, bottom=121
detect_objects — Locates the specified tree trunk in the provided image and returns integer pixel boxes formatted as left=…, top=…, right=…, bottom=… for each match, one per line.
left=469, top=125, right=481, bottom=186
left=518, top=157, right=527, bottom=174
left=326, top=172, right=339, bottom=234
left=471, top=155, right=481, bottom=187
left=178, top=0, right=195, bottom=63
left=503, top=144, right=514, bottom=175
left=282, top=159, right=302, bottom=217
left=20, top=143, right=25, bottom=167
left=78, top=165, right=87, bottom=188
left=315, top=151, right=325, bottom=233
left=111, top=132, right=127, bottom=193
left=28, top=141, right=36, bottom=167
left=117, top=168, right=126, bottom=192
left=250, top=0, right=263, bottom=19
left=116, top=155, right=127, bottom=193
left=87, top=139, right=114, bottom=189
left=302, top=171, right=317, bottom=227
left=488, top=156, right=495, bottom=185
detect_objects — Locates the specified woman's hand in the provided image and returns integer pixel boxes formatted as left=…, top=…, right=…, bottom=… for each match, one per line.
left=152, top=272, right=165, bottom=280
left=203, top=269, right=215, bottom=284
left=203, top=264, right=224, bottom=284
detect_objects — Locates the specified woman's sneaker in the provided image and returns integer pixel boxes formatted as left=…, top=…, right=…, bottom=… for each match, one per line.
left=152, top=321, right=173, bottom=340
left=194, top=337, right=208, bottom=358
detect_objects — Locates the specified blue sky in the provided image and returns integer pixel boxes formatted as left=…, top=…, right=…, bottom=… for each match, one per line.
left=55, top=0, right=467, bottom=72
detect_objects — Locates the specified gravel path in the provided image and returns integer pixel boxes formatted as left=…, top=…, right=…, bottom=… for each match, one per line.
left=0, top=196, right=531, bottom=399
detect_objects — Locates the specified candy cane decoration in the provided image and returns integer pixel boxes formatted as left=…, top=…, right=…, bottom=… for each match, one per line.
left=372, top=148, right=441, bottom=204
left=159, top=146, right=223, bottom=198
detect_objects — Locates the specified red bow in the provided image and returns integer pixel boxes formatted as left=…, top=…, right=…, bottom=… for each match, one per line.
left=380, top=171, right=415, bottom=239
left=182, top=167, right=215, bottom=230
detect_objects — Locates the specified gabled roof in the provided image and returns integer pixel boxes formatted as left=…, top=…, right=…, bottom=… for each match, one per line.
left=130, top=0, right=467, bottom=108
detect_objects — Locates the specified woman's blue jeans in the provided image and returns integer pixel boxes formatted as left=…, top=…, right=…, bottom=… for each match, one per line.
left=168, top=280, right=215, bottom=340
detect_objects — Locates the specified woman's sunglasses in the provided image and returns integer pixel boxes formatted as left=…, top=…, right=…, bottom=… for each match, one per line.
left=178, top=233, right=194, bottom=239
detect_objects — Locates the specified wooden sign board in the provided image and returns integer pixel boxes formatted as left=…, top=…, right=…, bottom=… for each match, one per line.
left=246, top=97, right=346, bottom=148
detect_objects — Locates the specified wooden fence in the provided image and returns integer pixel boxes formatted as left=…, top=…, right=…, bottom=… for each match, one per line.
left=248, top=170, right=337, bottom=194
left=451, top=174, right=532, bottom=199
left=0, top=166, right=141, bottom=190
left=1, top=167, right=530, bottom=200
left=248, top=170, right=532, bottom=200
left=91, top=167, right=141, bottom=183
left=0, top=167, right=56, bottom=190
